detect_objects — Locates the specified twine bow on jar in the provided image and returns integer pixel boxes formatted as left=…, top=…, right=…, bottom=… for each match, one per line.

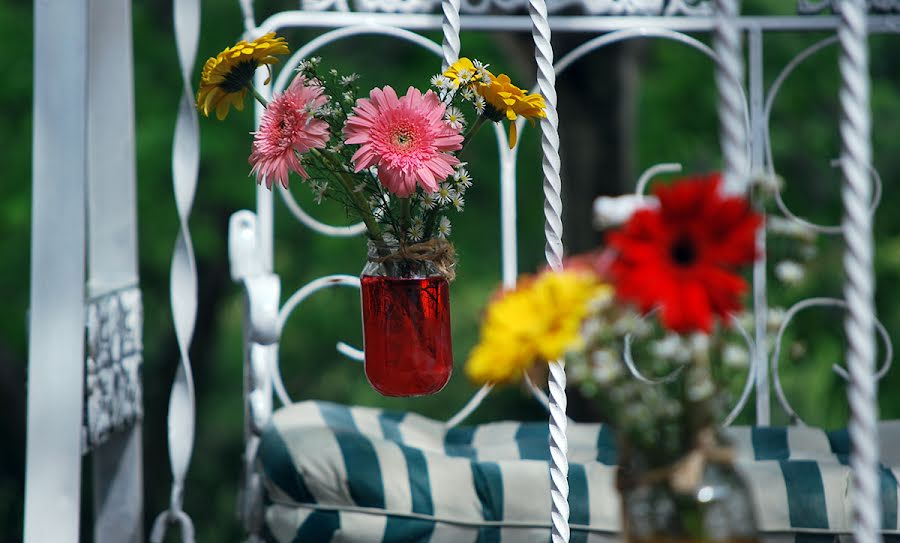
left=371, top=238, right=458, bottom=282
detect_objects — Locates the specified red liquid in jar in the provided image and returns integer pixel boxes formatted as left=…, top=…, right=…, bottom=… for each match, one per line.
left=361, top=275, right=453, bottom=397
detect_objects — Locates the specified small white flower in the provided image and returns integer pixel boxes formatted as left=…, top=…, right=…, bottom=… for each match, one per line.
left=456, top=67, right=474, bottom=84
left=431, top=74, right=449, bottom=89
left=722, top=344, right=749, bottom=368
left=436, top=183, right=456, bottom=205
left=688, top=332, right=710, bottom=357
left=454, top=168, right=473, bottom=189
left=580, top=317, right=606, bottom=343
left=420, top=192, right=438, bottom=209
left=328, top=68, right=339, bottom=77
left=408, top=220, right=425, bottom=241
left=590, top=348, right=622, bottom=385
left=775, top=260, right=805, bottom=285
left=444, top=107, right=466, bottom=130
left=437, top=216, right=452, bottom=238
left=460, top=87, right=475, bottom=101
left=340, top=74, right=360, bottom=85
left=474, top=95, right=486, bottom=115
left=652, top=333, right=691, bottom=364
left=449, top=192, right=465, bottom=212
left=473, top=59, right=491, bottom=84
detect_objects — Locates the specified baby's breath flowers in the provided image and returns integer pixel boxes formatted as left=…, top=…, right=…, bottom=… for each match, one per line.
left=196, top=32, right=289, bottom=120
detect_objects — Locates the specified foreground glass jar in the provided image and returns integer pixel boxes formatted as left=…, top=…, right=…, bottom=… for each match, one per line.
left=618, top=444, right=759, bottom=543
left=360, top=239, right=453, bottom=397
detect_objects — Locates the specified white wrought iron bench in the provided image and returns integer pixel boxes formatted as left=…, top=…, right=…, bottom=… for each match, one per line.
left=23, top=0, right=900, bottom=542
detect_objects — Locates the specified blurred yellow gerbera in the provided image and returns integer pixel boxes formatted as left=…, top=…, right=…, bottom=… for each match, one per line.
left=196, top=32, right=290, bottom=120
left=465, top=270, right=611, bottom=385
left=477, top=72, right=546, bottom=148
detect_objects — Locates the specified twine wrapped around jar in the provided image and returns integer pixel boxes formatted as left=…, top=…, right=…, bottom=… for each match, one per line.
left=371, top=238, right=457, bottom=282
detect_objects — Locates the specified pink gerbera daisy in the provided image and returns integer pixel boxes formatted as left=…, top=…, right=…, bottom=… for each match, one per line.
left=343, top=86, right=463, bottom=197
left=249, top=76, right=330, bottom=190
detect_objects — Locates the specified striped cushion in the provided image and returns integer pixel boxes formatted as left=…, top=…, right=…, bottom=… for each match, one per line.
left=257, top=400, right=900, bottom=543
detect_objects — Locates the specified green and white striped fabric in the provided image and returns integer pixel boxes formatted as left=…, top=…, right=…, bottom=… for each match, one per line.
left=257, top=400, right=900, bottom=543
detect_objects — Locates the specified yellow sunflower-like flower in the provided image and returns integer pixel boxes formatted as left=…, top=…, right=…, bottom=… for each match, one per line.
left=477, top=72, right=546, bottom=148
left=465, top=270, right=611, bottom=385
left=196, top=32, right=290, bottom=120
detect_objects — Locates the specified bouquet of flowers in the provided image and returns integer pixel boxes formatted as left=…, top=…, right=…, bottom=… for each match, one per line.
left=465, top=173, right=764, bottom=543
left=197, top=33, right=546, bottom=397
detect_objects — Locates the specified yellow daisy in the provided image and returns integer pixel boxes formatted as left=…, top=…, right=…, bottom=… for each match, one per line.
left=465, top=270, right=610, bottom=384
left=477, top=72, right=546, bottom=148
left=196, top=32, right=290, bottom=120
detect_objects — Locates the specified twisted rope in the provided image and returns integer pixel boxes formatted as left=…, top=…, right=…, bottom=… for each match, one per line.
left=714, top=0, right=749, bottom=194
left=150, top=0, right=200, bottom=541
left=838, top=2, right=882, bottom=543
left=440, top=0, right=461, bottom=71
left=528, top=0, right=567, bottom=540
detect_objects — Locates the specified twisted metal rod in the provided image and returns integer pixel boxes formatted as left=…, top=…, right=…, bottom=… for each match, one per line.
left=714, top=0, right=749, bottom=194
left=440, top=0, right=461, bottom=70
left=838, top=2, right=882, bottom=543
left=150, top=0, right=200, bottom=541
left=527, top=0, right=567, bottom=539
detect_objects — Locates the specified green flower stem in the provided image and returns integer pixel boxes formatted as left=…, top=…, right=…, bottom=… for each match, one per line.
left=459, top=115, right=489, bottom=155
left=399, top=197, right=411, bottom=237
left=311, top=149, right=383, bottom=242
left=248, top=83, right=269, bottom=108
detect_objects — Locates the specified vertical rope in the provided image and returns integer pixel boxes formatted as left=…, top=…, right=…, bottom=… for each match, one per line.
left=150, top=0, right=200, bottom=541
left=839, top=2, right=882, bottom=543
left=528, top=0, right=567, bottom=540
left=440, top=0, right=461, bottom=70
left=714, top=0, right=749, bottom=194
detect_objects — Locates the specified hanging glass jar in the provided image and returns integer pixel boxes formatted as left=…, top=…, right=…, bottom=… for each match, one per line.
left=360, top=238, right=453, bottom=397
left=617, top=432, right=760, bottom=543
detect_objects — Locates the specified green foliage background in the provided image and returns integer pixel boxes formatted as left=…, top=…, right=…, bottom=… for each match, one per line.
left=1, top=0, right=898, bottom=540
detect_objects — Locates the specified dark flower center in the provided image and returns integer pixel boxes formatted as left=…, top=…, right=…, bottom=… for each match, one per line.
left=670, top=236, right=696, bottom=266
left=220, top=60, right=259, bottom=93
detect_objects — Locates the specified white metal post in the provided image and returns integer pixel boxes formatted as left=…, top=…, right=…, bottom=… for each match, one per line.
left=86, top=0, right=144, bottom=541
left=24, top=1, right=89, bottom=542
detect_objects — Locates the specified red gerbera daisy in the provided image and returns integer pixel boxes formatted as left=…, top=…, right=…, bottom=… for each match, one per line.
left=606, top=173, right=762, bottom=333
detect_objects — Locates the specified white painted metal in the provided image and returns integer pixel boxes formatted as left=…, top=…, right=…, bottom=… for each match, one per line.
left=525, top=0, right=568, bottom=539
left=85, top=0, right=144, bottom=540
left=150, top=0, right=201, bottom=540
left=24, top=1, right=89, bottom=541
left=838, top=3, right=882, bottom=543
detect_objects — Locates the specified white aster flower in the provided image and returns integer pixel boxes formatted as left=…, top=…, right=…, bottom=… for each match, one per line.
left=453, top=168, right=472, bottom=190
left=431, top=74, right=449, bottom=89
left=444, top=107, right=466, bottom=130
left=473, top=95, right=486, bottom=115
left=473, top=60, right=491, bottom=84
left=449, top=192, right=465, bottom=212
left=340, top=73, right=360, bottom=85
left=420, top=191, right=438, bottom=209
left=436, top=183, right=456, bottom=205
left=722, top=344, right=749, bottom=368
left=460, top=87, right=475, bottom=101
left=408, top=219, right=425, bottom=241
left=437, top=216, right=452, bottom=238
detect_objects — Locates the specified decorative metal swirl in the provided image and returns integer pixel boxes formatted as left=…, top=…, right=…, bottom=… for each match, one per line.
left=798, top=0, right=900, bottom=14
left=714, top=0, right=749, bottom=194
left=770, top=297, right=892, bottom=425
left=838, top=3, right=882, bottom=543
left=150, top=0, right=200, bottom=541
